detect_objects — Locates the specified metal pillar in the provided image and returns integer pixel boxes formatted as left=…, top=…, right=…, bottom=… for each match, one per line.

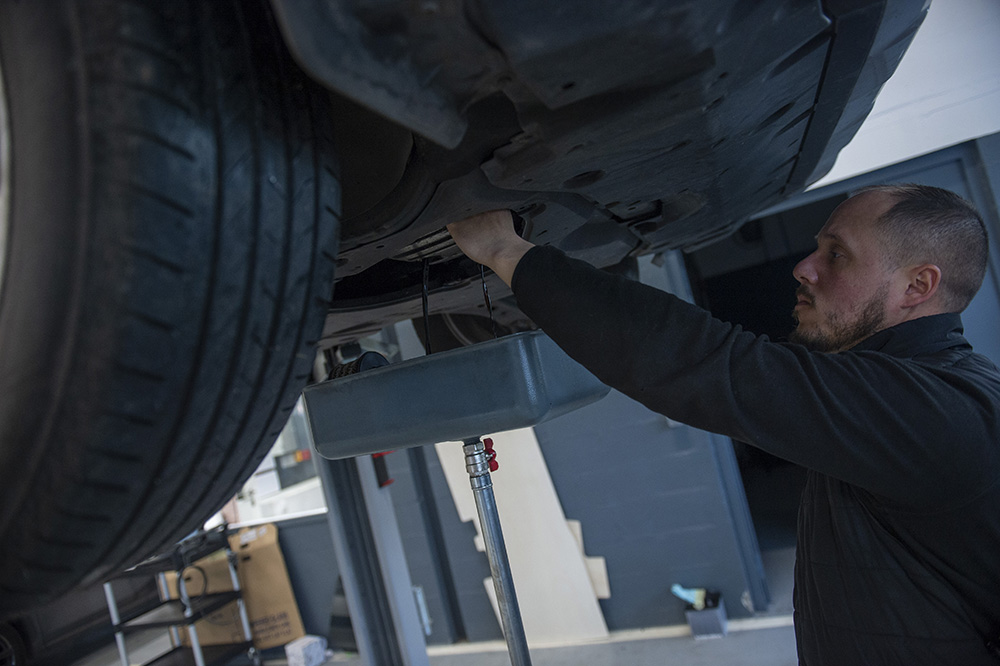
left=463, top=438, right=532, bottom=666
left=314, top=451, right=430, bottom=666
left=102, top=582, right=129, bottom=666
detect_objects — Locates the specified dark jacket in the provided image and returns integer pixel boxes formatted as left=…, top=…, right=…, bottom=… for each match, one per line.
left=511, top=245, right=1000, bottom=665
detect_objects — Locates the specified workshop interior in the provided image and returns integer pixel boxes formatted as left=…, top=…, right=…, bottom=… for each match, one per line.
left=1, top=0, right=999, bottom=665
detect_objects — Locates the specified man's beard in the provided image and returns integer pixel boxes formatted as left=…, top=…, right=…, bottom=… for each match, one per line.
left=790, top=283, right=889, bottom=352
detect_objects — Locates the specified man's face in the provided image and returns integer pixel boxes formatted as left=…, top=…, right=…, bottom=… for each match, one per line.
left=790, top=192, right=899, bottom=352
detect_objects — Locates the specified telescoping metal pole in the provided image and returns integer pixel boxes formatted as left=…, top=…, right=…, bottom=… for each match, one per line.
left=462, top=437, right=532, bottom=666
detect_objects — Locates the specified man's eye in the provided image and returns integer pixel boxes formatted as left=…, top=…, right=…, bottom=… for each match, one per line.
left=830, top=251, right=843, bottom=260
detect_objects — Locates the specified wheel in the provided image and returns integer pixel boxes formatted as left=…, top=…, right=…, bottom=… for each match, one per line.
left=0, top=623, right=26, bottom=666
left=0, top=0, right=339, bottom=613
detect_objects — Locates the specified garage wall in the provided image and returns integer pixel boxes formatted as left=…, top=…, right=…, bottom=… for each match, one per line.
left=277, top=513, right=340, bottom=637
left=813, top=0, right=1000, bottom=187
left=533, top=390, right=766, bottom=628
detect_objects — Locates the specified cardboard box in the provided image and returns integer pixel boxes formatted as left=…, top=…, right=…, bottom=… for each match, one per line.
left=165, top=523, right=306, bottom=650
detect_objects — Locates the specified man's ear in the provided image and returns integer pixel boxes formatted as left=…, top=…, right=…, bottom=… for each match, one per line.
left=902, top=264, right=942, bottom=308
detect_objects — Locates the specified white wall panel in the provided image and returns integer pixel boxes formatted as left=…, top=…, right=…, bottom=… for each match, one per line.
left=814, top=0, right=1000, bottom=187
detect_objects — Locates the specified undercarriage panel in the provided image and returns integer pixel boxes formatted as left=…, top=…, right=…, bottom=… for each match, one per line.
left=270, top=0, right=927, bottom=346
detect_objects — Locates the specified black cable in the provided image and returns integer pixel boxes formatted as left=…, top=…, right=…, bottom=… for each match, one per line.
left=183, top=563, right=232, bottom=626
left=480, top=264, right=498, bottom=339
left=180, top=564, right=209, bottom=606
left=422, top=258, right=432, bottom=354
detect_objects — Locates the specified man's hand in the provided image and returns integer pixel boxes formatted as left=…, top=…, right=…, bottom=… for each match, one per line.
left=447, top=210, right=535, bottom=287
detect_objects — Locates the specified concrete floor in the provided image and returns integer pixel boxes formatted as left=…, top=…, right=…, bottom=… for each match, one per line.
left=78, top=629, right=797, bottom=666
left=77, top=617, right=797, bottom=666
left=77, top=545, right=800, bottom=666
left=425, top=623, right=797, bottom=666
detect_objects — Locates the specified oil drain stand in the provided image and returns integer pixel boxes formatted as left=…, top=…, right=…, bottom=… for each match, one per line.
left=303, top=331, right=609, bottom=665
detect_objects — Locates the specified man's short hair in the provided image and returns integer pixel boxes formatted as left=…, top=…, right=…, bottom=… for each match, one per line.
left=858, top=184, right=988, bottom=312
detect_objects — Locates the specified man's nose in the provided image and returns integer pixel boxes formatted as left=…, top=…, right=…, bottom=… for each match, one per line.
left=793, top=252, right=818, bottom=284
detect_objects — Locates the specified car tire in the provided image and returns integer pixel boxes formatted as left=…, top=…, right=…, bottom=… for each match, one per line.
left=0, top=0, right=339, bottom=613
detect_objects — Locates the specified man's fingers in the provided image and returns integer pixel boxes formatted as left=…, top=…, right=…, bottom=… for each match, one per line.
left=446, top=209, right=532, bottom=287
left=447, top=210, right=516, bottom=265
left=447, top=210, right=514, bottom=240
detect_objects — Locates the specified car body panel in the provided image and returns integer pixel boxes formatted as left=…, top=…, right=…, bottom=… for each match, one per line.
left=276, top=0, right=927, bottom=345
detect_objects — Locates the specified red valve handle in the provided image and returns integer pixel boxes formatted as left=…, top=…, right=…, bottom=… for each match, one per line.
left=483, top=437, right=499, bottom=472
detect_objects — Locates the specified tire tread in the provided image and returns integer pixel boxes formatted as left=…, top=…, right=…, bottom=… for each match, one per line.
left=0, top=0, right=339, bottom=611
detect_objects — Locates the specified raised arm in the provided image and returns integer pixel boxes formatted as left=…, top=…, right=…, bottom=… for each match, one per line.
left=446, top=210, right=535, bottom=287
left=447, top=213, right=998, bottom=508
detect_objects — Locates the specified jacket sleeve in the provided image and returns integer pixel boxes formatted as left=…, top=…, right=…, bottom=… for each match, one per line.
left=511, top=245, right=999, bottom=508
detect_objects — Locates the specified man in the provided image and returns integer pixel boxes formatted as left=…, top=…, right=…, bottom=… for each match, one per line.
left=447, top=184, right=1000, bottom=665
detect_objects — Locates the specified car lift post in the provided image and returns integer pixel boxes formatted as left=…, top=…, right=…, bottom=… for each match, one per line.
left=313, top=453, right=430, bottom=666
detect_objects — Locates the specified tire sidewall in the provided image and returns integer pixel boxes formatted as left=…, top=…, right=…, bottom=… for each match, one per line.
left=0, top=0, right=88, bottom=534
left=0, top=622, right=28, bottom=666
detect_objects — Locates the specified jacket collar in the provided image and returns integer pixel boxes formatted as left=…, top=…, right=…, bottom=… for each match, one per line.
left=850, top=312, right=971, bottom=358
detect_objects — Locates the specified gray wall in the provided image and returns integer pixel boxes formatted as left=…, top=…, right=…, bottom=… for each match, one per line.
left=534, top=390, right=765, bottom=628
left=277, top=513, right=339, bottom=637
